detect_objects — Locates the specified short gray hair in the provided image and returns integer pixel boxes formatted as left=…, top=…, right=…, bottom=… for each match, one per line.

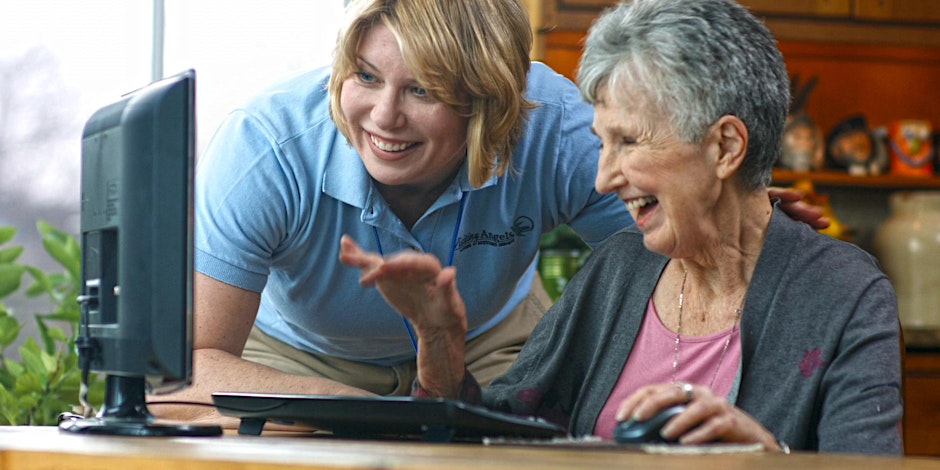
left=577, top=0, right=789, bottom=190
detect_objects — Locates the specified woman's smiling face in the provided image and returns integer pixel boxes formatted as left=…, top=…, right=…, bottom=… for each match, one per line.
left=592, top=86, right=717, bottom=258
left=339, top=23, right=469, bottom=191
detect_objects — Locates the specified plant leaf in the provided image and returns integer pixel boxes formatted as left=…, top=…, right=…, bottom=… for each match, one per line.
left=14, top=370, right=43, bottom=396
left=0, top=221, right=102, bottom=424
left=4, top=358, right=24, bottom=377
left=0, top=246, right=24, bottom=264
left=24, top=266, right=51, bottom=297
left=46, top=325, right=68, bottom=343
left=0, top=264, right=26, bottom=299
left=0, top=386, right=21, bottom=424
left=0, top=313, right=23, bottom=348
left=0, top=227, right=16, bottom=247
left=35, top=316, right=55, bottom=355
left=18, top=338, right=50, bottom=380
left=38, top=221, right=81, bottom=281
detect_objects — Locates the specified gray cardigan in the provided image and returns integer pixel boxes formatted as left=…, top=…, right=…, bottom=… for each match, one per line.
left=483, top=205, right=902, bottom=454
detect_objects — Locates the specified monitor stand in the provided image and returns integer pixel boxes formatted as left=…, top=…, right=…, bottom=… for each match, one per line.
left=58, top=375, right=222, bottom=437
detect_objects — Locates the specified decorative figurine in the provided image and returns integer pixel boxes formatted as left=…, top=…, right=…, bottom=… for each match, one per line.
left=888, top=119, right=934, bottom=177
left=779, top=75, right=824, bottom=172
left=826, top=114, right=888, bottom=176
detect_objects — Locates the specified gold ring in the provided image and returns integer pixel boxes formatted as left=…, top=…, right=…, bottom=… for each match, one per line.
left=675, top=381, right=694, bottom=402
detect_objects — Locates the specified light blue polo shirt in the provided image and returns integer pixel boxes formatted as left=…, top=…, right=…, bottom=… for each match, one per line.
left=195, top=62, right=633, bottom=366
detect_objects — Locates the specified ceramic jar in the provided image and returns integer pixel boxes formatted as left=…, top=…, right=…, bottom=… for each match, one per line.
left=873, top=191, right=940, bottom=329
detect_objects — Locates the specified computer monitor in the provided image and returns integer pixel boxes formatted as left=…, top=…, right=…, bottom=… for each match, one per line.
left=59, top=70, right=220, bottom=436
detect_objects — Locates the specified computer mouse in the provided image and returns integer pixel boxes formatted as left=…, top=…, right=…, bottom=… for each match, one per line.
left=613, top=404, right=686, bottom=444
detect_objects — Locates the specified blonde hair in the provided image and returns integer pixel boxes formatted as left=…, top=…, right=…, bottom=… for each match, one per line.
left=329, top=0, right=535, bottom=187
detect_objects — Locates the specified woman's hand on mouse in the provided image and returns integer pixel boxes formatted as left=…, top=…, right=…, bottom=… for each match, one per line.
left=616, top=382, right=784, bottom=451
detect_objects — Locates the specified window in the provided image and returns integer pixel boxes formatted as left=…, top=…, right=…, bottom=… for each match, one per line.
left=0, top=1, right=344, bottom=337
left=162, top=1, right=346, bottom=158
left=0, top=0, right=344, bottom=260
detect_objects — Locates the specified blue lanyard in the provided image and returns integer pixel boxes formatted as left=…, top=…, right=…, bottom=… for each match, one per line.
left=372, top=193, right=466, bottom=352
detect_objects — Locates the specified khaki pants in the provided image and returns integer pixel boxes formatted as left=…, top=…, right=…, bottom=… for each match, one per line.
left=243, top=274, right=552, bottom=395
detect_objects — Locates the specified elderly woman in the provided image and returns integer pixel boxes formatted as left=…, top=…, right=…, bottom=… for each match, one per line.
left=339, top=0, right=902, bottom=454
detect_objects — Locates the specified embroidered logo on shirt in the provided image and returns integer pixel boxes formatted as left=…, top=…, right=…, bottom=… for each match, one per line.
left=456, top=216, right=533, bottom=251
left=799, top=348, right=827, bottom=377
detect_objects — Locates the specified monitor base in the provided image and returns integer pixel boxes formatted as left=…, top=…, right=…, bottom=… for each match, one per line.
left=57, top=375, right=222, bottom=437
left=58, top=415, right=221, bottom=437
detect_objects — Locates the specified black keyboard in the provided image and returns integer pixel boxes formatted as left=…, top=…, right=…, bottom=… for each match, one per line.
left=212, top=392, right=566, bottom=442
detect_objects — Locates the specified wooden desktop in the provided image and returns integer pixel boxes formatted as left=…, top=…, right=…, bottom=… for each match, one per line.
left=2, top=426, right=938, bottom=470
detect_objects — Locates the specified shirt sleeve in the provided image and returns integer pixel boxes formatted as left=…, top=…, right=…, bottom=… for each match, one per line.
left=194, top=109, right=300, bottom=292
left=523, top=63, right=633, bottom=249
left=815, top=276, right=903, bottom=454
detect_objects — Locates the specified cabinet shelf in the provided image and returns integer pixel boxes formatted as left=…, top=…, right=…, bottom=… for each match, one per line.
left=772, top=169, right=940, bottom=190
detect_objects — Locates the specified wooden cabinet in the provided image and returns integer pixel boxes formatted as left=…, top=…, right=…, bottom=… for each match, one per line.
left=539, top=0, right=940, bottom=46
left=537, top=2, right=940, bottom=136
left=904, top=350, right=940, bottom=456
left=772, top=171, right=940, bottom=190
left=735, top=0, right=851, bottom=16
left=533, top=0, right=940, bottom=456
left=770, top=171, right=940, bottom=252
left=536, top=0, right=940, bottom=253
left=855, top=0, right=940, bottom=23
left=743, top=0, right=940, bottom=23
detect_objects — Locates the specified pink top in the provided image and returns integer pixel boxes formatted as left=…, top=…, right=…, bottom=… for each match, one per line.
left=593, top=298, right=742, bottom=439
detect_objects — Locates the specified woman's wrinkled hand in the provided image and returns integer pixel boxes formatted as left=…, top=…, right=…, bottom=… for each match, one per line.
left=617, top=382, right=782, bottom=451
left=338, top=235, right=469, bottom=397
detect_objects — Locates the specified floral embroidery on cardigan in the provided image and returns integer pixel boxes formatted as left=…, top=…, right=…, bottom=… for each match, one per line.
left=800, top=348, right=827, bottom=377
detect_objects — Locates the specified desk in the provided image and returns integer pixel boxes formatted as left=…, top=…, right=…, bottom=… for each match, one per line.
left=1, top=426, right=938, bottom=470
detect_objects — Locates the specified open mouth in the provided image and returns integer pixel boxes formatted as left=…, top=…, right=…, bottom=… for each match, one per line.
left=626, top=195, right=660, bottom=225
left=626, top=195, right=658, bottom=212
left=370, top=134, right=418, bottom=152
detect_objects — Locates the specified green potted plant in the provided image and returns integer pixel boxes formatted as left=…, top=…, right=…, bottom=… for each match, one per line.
left=538, top=225, right=591, bottom=301
left=0, top=222, right=103, bottom=425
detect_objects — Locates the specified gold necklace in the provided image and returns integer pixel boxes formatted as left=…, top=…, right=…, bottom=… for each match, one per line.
left=672, top=269, right=744, bottom=388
